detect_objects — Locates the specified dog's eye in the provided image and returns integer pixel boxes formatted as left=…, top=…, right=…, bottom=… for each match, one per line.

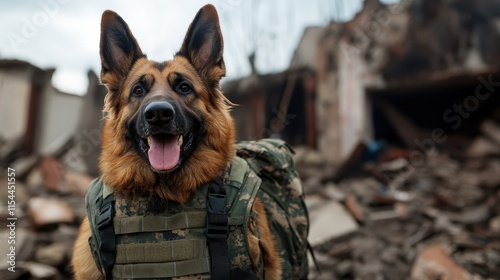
left=177, top=83, right=192, bottom=94
left=132, top=85, right=145, bottom=97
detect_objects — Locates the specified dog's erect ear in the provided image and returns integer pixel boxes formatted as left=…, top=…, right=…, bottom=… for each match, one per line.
left=178, top=4, right=225, bottom=84
left=100, top=10, right=143, bottom=85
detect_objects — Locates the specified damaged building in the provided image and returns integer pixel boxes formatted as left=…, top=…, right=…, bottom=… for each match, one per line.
left=224, top=0, right=500, bottom=166
left=0, top=60, right=82, bottom=164
left=0, top=61, right=105, bottom=177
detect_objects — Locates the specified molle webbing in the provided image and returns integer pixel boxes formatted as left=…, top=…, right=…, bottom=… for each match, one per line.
left=115, top=238, right=208, bottom=264
left=114, top=212, right=246, bottom=234
left=114, top=212, right=205, bottom=234
left=113, top=257, right=211, bottom=278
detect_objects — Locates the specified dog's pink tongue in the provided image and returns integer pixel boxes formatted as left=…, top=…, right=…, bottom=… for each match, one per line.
left=148, top=135, right=180, bottom=171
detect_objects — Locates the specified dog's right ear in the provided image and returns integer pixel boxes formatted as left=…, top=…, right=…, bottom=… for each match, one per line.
left=100, top=10, right=143, bottom=89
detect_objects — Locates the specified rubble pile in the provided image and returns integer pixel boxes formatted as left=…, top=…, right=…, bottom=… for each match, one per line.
left=1, top=140, right=500, bottom=279
left=0, top=154, right=91, bottom=280
left=298, top=147, right=500, bottom=280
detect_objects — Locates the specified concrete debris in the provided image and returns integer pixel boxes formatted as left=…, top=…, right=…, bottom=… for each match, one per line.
left=411, top=245, right=472, bottom=280
left=40, top=157, right=65, bottom=192
left=308, top=201, right=359, bottom=246
left=61, top=171, right=93, bottom=197
left=446, top=205, right=491, bottom=225
left=323, top=182, right=346, bottom=202
left=345, top=193, right=365, bottom=222
left=489, top=215, right=500, bottom=234
left=307, top=144, right=500, bottom=279
left=5, top=134, right=500, bottom=280
left=10, top=155, right=39, bottom=180
left=35, top=243, right=68, bottom=267
left=0, top=229, right=36, bottom=269
left=27, top=197, right=75, bottom=229
left=22, top=262, right=62, bottom=280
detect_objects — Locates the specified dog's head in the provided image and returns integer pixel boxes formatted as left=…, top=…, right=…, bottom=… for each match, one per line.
left=98, top=5, right=235, bottom=203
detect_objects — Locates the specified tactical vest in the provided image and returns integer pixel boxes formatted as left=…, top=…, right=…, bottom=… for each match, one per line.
left=86, top=139, right=310, bottom=280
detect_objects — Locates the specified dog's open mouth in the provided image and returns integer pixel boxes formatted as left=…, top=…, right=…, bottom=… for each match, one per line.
left=139, top=132, right=196, bottom=172
left=146, top=133, right=182, bottom=171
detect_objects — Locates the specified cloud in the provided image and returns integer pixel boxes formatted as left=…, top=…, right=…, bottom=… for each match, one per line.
left=0, top=0, right=368, bottom=95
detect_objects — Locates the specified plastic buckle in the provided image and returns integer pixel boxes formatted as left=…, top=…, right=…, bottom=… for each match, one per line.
left=206, top=212, right=229, bottom=239
left=207, top=185, right=228, bottom=239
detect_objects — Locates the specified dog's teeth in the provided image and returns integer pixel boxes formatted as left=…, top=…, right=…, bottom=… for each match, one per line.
left=147, top=137, right=152, bottom=146
left=178, top=135, right=183, bottom=146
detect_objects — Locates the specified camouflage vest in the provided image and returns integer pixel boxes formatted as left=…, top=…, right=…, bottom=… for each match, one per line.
left=86, top=139, right=309, bottom=279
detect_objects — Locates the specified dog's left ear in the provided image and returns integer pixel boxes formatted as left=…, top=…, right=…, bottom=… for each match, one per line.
left=178, top=4, right=225, bottom=84
left=100, top=10, right=143, bottom=88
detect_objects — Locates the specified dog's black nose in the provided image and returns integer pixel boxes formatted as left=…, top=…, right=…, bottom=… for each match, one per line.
left=144, top=101, right=174, bottom=125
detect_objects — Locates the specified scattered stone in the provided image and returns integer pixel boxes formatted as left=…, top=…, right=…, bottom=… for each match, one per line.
left=466, top=136, right=500, bottom=158
left=411, top=244, right=472, bottom=280
left=0, top=266, right=28, bottom=280
left=485, top=250, right=500, bottom=266
left=303, top=176, right=323, bottom=194
left=335, top=260, right=352, bottom=277
left=40, top=157, right=65, bottom=192
left=27, top=197, right=75, bottom=229
left=345, top=193, right=365, bottom=222
left=51, top=225, right=79, bottom=244
left=395, top=202, right=410, bottom=219
left=384, top=262, right=411, bottom=280
left=10, top=155, right=39, bottom=179
left=0, top=229, right=36, bottom=266
left=304, top=194, right=325, bottom=212
left=328, top=241, right=353, bottom=258
left=369, top=209, right=400, bottom=223
left=308, top=201, right=358, bottom=246
left=489, top=215, right=500, bottom=234
left=381, top=245, right=401, bottom=264
left=351, top=236, right=385, bottom=262
left=295, top=146, right=326, bottom=167
left=344, top=178, right=381, bottom=205
left=480, top=160, right=500, bottom=188
left=454, top=250, right=486, bottom=267
left=35, top=243, right=68, bottom=267
left=353, top=260, right=384, bottom=279
left=26, top=168, right=44, bottom=191
left=0, top=137, right=24, bottom=166
left=446, top=205, right=490, bottom=225
left=453, top=233, right=483, bottom=250
left=22, top=262, right=62, bottom=279
left=435, top=174, right=484, bottom=209
left=62, top=171, right=93, bottom=196
left=323, top=182, right=346, bottom=201
left=404, top=226, right=434, bottom=248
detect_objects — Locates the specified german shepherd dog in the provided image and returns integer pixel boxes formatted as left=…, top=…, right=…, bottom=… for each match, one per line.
left=72, top=5, right=285, bottom=280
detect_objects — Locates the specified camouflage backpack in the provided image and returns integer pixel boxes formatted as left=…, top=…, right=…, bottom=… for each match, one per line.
left=86, top=139, right=310, bottom=279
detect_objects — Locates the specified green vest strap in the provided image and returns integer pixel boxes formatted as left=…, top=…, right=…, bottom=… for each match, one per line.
left=115, top=238, right=207, bottom=264
left=113, top=257, right=210, bottom=278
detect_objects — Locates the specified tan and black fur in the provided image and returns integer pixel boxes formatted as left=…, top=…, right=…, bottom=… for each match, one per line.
left=72, top=5, right=281, bottom=279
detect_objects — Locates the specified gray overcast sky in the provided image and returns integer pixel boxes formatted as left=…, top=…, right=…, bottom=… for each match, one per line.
left=0, top=0, right=398, bottom=95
